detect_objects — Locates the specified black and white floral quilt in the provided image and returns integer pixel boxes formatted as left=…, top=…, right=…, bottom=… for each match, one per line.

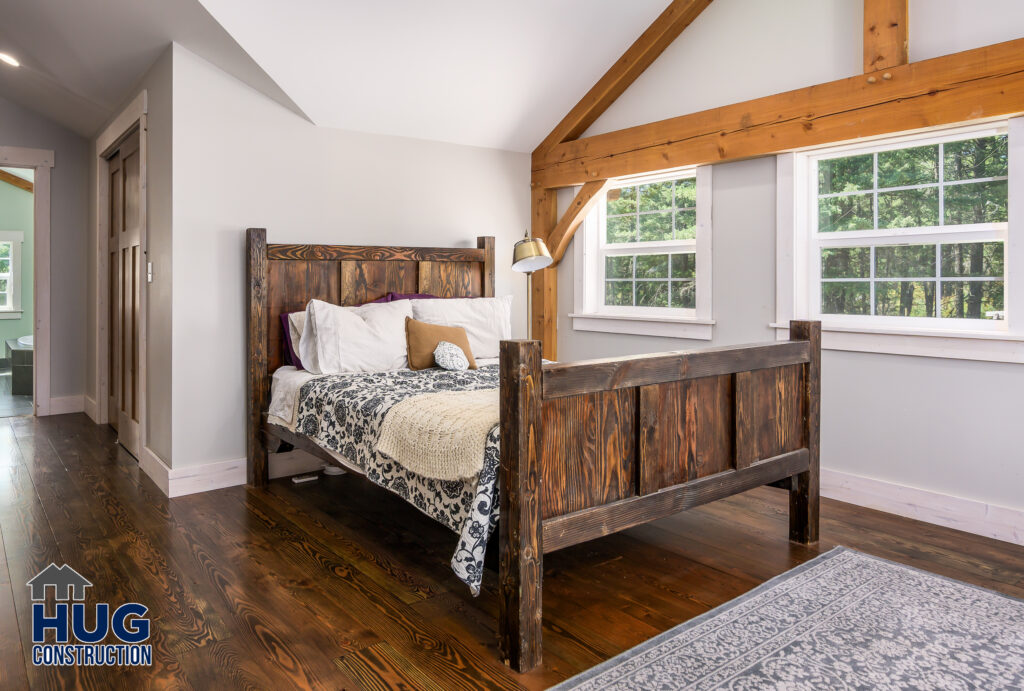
left=294, top=366, right=501, bottom=595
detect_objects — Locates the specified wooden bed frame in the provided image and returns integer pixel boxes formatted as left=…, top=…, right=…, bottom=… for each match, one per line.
left=246, top=228, right=820, bottom=672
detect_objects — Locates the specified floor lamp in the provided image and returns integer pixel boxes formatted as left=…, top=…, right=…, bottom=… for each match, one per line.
left=511, top=231, right=553, bottom=339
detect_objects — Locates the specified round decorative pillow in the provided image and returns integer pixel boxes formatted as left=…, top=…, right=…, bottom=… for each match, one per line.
left=434, top=341, right=470, bottom=371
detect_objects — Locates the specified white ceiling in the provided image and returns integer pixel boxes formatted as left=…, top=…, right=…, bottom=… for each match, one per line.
left=0, top=0, right=306, bottom=137
left=0, top=0, right=669, bottom=151
left=197, top=0, right=668, bottom=152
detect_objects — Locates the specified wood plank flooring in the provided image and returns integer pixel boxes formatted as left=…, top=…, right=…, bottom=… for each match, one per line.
left=1, top=413, right=1022, bottom=689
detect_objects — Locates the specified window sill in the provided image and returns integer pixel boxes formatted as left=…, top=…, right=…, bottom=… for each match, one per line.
left=571, top=313, right=715, bottom=340
left=770, top=322, right=1024, bottom=363
left=0, top=310, right=24, bottom=320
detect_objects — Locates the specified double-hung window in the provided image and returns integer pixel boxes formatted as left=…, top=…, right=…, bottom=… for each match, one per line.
left=0, top=231, right=24, bottom=319
left=778, top=119, right=1024, bottom=362
left=572, top=166, right=713, bottom=339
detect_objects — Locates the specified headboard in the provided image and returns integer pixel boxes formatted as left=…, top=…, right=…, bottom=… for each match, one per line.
left=246, top=227, right=495, bottom=483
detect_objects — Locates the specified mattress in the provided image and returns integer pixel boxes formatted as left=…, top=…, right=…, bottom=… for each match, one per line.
left=267, top=363, right=502, bottom=595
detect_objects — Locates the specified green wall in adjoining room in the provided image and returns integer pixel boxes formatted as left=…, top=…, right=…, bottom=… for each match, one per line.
left=0, top=181, right=34, bottom=348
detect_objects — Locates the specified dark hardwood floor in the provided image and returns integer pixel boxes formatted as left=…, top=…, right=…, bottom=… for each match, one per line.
left=1, top=413, right=1022, bottom=689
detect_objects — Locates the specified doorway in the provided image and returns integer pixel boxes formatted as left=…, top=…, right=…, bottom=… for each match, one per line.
left=92, top=91, right=147, bottom=462
left=0, top=167, right=34, bottom=417
left=105, top=128, right=142, bottom=459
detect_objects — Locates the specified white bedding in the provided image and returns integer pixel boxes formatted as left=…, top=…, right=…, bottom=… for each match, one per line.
left=267, top=366, right=319, bottom=428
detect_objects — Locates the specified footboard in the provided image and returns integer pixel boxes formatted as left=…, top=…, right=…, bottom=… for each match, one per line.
left=497, top=321, right=820, bottom=671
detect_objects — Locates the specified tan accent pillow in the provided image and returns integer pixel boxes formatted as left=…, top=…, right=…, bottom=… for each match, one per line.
left=405, top=317, right=477, bottom=371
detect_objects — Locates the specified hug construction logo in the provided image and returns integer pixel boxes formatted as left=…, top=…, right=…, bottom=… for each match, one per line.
left=27, top=563, right=152, bottom=667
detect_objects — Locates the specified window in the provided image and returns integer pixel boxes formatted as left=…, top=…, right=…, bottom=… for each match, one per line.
left=0, top=232, right=24, bottom=319
left=572, top=167, right=713, bottom=339
left=777, top=119, right=1024, bottom=363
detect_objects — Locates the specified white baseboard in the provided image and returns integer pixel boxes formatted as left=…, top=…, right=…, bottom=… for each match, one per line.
left=821, top=468, right=1024, bottom=547
left=167, top=457, right=246, bottom=498
left=44, top=395, right=85, bottom=416
left=138, top=448, right=246, bottom=498
left=83, top=395, right=98, bottom=422
left=138, top=446, right=171, bottom=496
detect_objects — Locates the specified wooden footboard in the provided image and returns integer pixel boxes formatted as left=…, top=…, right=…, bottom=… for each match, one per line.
left=498, top=321, right=820, bottom=671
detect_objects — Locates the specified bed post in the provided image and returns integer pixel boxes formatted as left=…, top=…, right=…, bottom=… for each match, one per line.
left=477, top=236, right=495, bottom=297
left=498, top=339, right=543, bottom=672
left=247, top=228, right=270, bottom=488
left=789, top=320, right=820, bottom=543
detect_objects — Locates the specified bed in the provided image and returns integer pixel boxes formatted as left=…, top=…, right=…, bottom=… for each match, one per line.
left=246, top=228, right=820, bottom=672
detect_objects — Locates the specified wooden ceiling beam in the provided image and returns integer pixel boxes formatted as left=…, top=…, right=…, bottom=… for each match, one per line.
left=547, top=180, right=610, bottom=265
left=0, top=170, right=33, bottom=193
left=532, top=37, right=1024, bottom=189
left=534, top=0, right=713, bottom=157
left=864, top=0, right=908, bottom=73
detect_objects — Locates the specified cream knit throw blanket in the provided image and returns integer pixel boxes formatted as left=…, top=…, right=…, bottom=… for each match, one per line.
left=376, top=388, right=500, bottom=481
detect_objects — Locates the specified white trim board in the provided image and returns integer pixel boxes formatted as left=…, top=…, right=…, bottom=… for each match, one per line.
left=48, top=395, right=84, bottom=415
left=138, top=447, right=246, bottom=498
left=821, top=468, right=1023, bottom=547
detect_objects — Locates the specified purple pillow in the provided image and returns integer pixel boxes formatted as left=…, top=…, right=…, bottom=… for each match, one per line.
left=388, top=292, right=439, bottom=301
left=280, top=313, right=302, bottom=370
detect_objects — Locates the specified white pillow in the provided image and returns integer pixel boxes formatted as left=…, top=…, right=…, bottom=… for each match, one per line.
left=410, top=296, right=512, bottom=360
left=299, top=299, right=413, bottom=374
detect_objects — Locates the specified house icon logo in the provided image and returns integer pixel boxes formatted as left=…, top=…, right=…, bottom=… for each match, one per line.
left=27, top=563, right=92, bottom=602
left=26, top=563, right=152, bottom=667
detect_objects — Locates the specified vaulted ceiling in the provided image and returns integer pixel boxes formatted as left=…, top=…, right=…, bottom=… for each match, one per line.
left=0, top=0, right=667, bottom=151
left=0, top=0, right=306, bottom=137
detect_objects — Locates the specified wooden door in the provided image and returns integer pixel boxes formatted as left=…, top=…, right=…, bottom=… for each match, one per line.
left=106, top=130, right=141, bottom=459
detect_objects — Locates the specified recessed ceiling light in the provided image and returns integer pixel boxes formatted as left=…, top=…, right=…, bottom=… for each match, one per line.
left=0, top=53, right=20, bottom=67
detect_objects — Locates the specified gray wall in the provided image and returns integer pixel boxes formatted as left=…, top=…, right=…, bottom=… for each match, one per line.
left=0, top=93, right=88, bottom=398
left=558, top=156, right=1024, bottom=513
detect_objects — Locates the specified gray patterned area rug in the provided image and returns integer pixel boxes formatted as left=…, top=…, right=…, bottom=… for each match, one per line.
left=552, top=547, right=1024, bottom=690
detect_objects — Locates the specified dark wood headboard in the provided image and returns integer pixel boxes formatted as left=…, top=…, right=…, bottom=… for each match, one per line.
left=245, top=227, right=495, bottom=483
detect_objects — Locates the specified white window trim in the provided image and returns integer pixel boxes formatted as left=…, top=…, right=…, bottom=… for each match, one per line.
left=775, top=118, right=1024, bottom=363
left=0, top=231, right=24, bottom=320
left=571, top=165, right=714, bottom=339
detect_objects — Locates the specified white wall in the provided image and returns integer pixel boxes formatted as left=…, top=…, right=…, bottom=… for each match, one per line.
left=169, top=44, right=530, bottom=468
left=87, top=46, right=174, bottom=461
left=560, top=0, right=1024, bottom=515
left=585, top=0, right=1024, bottom=139
left=0, top=93, right=88, bottom=399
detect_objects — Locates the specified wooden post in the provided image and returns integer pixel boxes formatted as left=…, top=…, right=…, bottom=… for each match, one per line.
left=531, top=187, right=558, bottom=359
left=498, top=340, right=544, bottom=672
left=864, top=0, right=908, bottom=73
left=246, top=228, right=270, bottom=487
left=789, top=320, right=820, bottom=543
left=477, top=236, right=495, bottom=297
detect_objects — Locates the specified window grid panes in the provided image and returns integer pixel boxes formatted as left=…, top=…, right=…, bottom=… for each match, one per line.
left=0, top=242, right=12, bottom=310
left=814, top=133, right=1008, bottom=322
left=606, top=176, right=697, bottom=244
left=821, top=242, right=1004, bottom=319
left=604, top=253, right=696, bottom=309
left=817, top=135, right=1008, bottom=232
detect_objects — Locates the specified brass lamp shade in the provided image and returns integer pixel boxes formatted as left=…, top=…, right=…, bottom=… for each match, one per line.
left=511, top=237, right=553, bottom=273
